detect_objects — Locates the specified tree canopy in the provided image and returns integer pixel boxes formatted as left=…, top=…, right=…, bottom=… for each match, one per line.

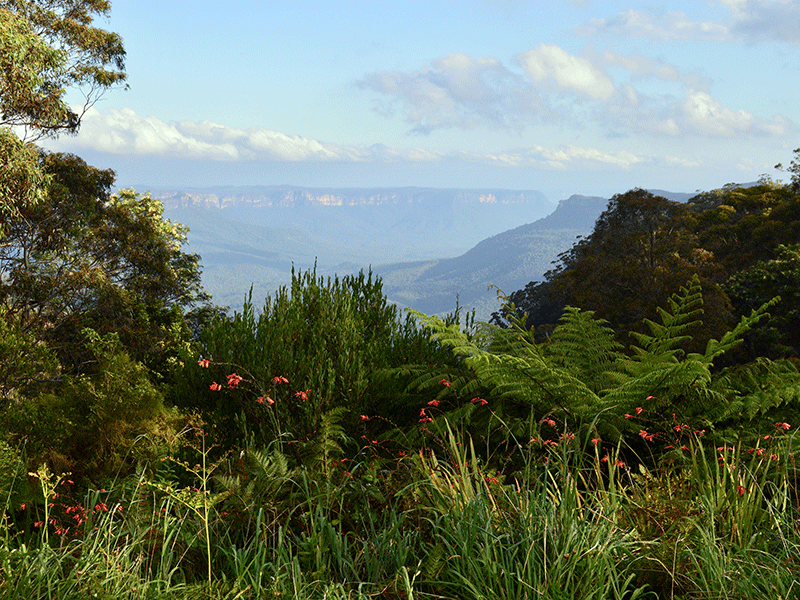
left=0, top=0, right=125, bottom=138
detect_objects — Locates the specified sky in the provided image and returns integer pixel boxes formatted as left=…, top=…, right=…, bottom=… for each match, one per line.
left=42, top=0, right=800, bottom=201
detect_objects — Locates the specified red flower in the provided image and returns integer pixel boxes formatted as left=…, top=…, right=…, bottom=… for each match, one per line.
left=635, top=406, right=644, bottom=415
left=614, top=459, right=625, bottom=467
left=470, top=397, right=488, bottom=406
left=210, top=382, right=222, bottom=391
left=775, top=422, right=791, bottom=430
left=360, top=414, right=370, bottom=421
left=639, top=430, right=655, bottom=442
left=737, top=485, right=746, bottom=496
left=272, top=375, right=289, bottom=385
left=295, top=390, right=308, bottom=400
left=540, top=418, right=556, bottom=427
left=624, top=413, right=635, bottom=419
left=227, top=372, right=243, bottom=387
left=591, top=437, right=602, bottom=446
left=427, top=399, right=440, bottom=407
left=439, top=379, right=451, bottom=387
left=198, top=359, right=210, bottom=368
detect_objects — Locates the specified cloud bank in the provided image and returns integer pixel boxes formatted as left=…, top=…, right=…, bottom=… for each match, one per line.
left=576, top=1, right=800, bottom=45
left=357, top=53, right=543, bottom=133
left=358, top=44, right=789, bottom=139
left=46, top=106, right=651, bottom=173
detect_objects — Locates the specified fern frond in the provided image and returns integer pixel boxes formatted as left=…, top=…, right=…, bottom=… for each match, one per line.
left=548, top=306, right=623, bottom=393
left=701, top=296, right=780, bottom=362
left=309, top=406, right=348, bottom=481
left=628, top=275, right=704, bottom=361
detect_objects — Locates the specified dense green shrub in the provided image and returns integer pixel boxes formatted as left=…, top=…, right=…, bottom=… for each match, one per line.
left=170, top=266, right=465, bottom=451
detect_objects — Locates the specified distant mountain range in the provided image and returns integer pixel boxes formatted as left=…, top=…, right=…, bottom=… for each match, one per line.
left=151, top=184, right=697, bottom=320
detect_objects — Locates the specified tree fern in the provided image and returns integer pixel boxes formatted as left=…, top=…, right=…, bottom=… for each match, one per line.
left=548, top=306, right=624, bottom=394
left=627, top=275, right=705, bottom=363
left=415, top=277, right=787, bottom=441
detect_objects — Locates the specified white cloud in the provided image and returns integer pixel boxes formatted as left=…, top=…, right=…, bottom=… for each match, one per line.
left=518, top=44, right=616, bottom=100
left=50, top=107, right=364, bottom=162
left=358, top=53, right=543, bottom=133
left=578, top=3, right=800, bottom=45
left=575, top=9, right=730, bottom=41
left=597, top=50, right=680, bottom=82
left=680, top=90, right=788, bottom=136
left=46, top=107, right=656, bottom=176
left=527, top=144, right=643, bottom=169
left=458, top=144, right=645, bottom=170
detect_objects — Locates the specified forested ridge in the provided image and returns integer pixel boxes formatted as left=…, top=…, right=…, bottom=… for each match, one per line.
left=2, top=2, right=800, bottom=598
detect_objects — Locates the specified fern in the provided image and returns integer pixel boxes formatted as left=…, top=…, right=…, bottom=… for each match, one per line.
left=548, top=306, right=624, bottom=393
left=700, top=296, right=779, bottom=363
left=414, top=277, right=789, bottom=441
left=306, top=406, right=348, bottom=483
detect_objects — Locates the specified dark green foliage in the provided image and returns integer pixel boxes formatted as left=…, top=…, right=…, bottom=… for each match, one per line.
left=725, top=244, right=800, bottom=358
left=174, top=266, right=457, bottom=450
left=2, top=329, right=177, bottom=484
left=1, top=153, right=211, bottom=375
left=691, top=182, right=800, bottom=275
left=417, top=276, right=788, bottom=445
left=496, top=189, right=734, bottom=352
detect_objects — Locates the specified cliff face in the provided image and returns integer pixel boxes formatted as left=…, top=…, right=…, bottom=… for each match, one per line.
left=155, top=185, right=552, bottom=211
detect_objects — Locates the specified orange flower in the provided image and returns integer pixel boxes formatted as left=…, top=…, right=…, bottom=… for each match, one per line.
left=198, top=359, right=210, bottom=368
left=639, top=430, right=655, bottom=442
left=360, top=414, right=370, bottom=421
left=439, top=379, right=451, bottom=387
left=591, top=437, right=602, bottom=446
left=427, top=399, right=440, bottom=407
left=295, top=390, right=308, bottom=400
left=210, top=382, right=222, bottom=391
left=227, top=373, right=243, bottom=387
left=272, top=376, right=289, bottom=384
left=775, top=422, right=791, bottom=430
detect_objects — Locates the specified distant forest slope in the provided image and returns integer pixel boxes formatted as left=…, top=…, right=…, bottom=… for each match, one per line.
left=154, top=185, right=702, bottom=319
left=376, top=194, right=608, bottom=318
left=155, top=186, right=553, bottom=310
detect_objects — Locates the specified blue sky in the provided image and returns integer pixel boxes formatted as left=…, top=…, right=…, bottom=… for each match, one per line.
left=44, top=0, right=800, bottom=200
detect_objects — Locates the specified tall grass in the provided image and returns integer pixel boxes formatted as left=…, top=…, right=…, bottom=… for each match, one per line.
left=1, top=419, right=799, bottom=599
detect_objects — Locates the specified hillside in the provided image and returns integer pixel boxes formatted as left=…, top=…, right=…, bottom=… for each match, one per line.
left=376, top=194, right=608, bottom=319
left=155, top=185, right=554, bottom=309
left=154, top=185, right=697, bottom=320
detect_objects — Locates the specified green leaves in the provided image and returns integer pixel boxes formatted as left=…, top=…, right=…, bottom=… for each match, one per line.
left=0, top=8, right=69, bottom=135
left=418, top=276, right=789, bottom=439
left=1, top=0, right=126, bottom=137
